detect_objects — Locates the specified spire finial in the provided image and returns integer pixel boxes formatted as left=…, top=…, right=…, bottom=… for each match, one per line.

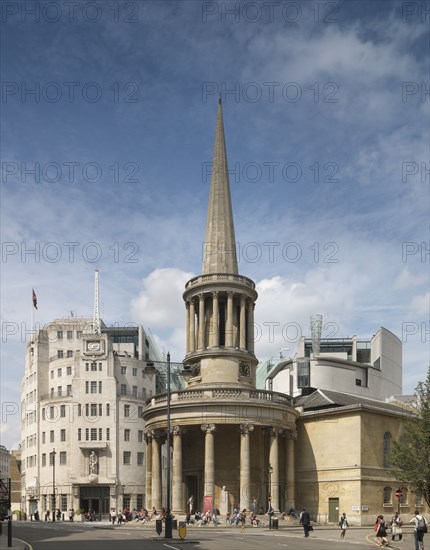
left=218, top=93, right=222, bottom=105
left=202, top=101, right=238, bottom=275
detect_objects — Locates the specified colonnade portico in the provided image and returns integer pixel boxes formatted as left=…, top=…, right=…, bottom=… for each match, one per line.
left=143, top=414, right=297, bottom=515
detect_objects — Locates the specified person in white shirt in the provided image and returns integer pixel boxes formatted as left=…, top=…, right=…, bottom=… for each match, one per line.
left=409, top=509, right=428, bottom=550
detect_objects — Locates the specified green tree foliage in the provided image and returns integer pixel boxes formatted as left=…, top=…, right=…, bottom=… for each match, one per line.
left=390, top=367, right=430, bottom=507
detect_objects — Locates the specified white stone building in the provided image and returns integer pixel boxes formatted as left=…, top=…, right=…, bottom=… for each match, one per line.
left=260, top=326, right=402, bottom=401
left=20, top=317, right=159, bottom=517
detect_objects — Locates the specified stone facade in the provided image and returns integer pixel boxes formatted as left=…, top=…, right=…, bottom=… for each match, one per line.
left=20, top=317, right=158, bottom=517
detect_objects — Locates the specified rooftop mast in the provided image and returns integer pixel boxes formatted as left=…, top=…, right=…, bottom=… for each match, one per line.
left=93, top=270, right=101, bottom=334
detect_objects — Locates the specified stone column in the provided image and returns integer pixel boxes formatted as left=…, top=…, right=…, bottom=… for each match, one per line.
left=212, top=291, right=219, bottom=348
left=201, top=424, right=216, bottom=507
left=240, top=424, right=254, bottom=510
left=198, top=293, right=205, bottom=349
left=269, top=427, right=282, bottom=512
left=185, top=301, right=190, bottom=354
left=151, top=431, right=163, bottom=510
left=189, top=299, right=195, bottom=352
left=144, top=431, right=153, bottom=509
left=240, top=295, right=246, bottom=349
left=226, top=292, right=234, bottom=347
left=172, top=426, right=186, bottom=514
left=286, top=430, right=296, bottom=510
left=247, top=300, right=255, bottom=353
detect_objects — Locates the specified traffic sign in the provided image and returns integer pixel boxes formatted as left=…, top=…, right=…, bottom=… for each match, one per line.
left=395, top=489, right=403, bottom=498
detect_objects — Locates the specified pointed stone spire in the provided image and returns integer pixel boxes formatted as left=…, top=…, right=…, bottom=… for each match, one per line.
left=202, top=99, right=238, bottom=275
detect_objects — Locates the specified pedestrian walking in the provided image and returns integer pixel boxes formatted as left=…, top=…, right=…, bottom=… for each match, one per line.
left=240, top=509, right=247, bottom=532
left=68, top=508, right=74, bottom=522
left=409, top=509, right=428, bottom=550
left=374, top=514, right=389, bottom=547
left=390, top=511, right=403, bottom=541
left=339, top=512, right=349, bottom=538
left=300, top=508, right=311, bottom=537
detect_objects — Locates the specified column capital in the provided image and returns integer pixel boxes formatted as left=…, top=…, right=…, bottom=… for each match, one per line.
left=211, top=290, right=219, bottom=298
left=227, top=290, right=235, bottom=298
left=152, top=429, right=166, bottom=444
left=265, top=426, right=283, bottom=437
left=144, top=430, right=154, bottom=443
left=239, top=423, right=254, bottom=435
left=286, top=429, right=297, bottom=440
left=201, top=423, right=216, bottom=434
left=171, top=425, right=187, bottom=436
left=185, top=300, right=191, bottom=310
left=198, top=292, right=205, bottom=301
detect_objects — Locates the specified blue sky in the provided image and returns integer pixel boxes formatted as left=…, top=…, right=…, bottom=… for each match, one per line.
left=1, top=0, right=429, bottom=450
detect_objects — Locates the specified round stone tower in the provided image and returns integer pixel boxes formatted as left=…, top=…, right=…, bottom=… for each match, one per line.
left=143, top=100, right=298, bottom=516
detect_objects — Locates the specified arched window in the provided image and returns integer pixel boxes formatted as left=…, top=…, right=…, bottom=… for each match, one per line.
left=383, top=487, right=392, bottom=504
left=383, top=432, right=392, bottom=467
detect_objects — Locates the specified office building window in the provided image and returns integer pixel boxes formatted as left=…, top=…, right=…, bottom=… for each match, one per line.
left=91, top=362, right=97, bottom=371
left=121, top=367, right=127, bottom=374
left=124, top=429, right=130, bottom=441
left=123, top=451, right=131, bottom=465
left=42, top=432, right=46, bottom=444
left=124, top=404, right=130, bottom=417
left=91, top=403, right=97, bottom=416
left=99, top=362, right=102, bottom=371
left=99, top=428, right=102, bottom=440
left=138, top=430, right=143, bottom=443
left=91, top=381, right=97, bottom=393
left=67, top=366, right=72, bottom=375
left=78, top=428, right=81, bottom=441
left=98, top=403, right=103, bottom=416
left=76, top=331, right=82, bottom=338
left=85, top=381, right=89, bottom=394
left=60, top=451, right=66, bottom=465
left=57, top=331, right=63, bottom=340
left=85, top=428, right=89, bottom=441
left=137, top=452, right=144, bottom=465
left=106, top=428, right=110, bottom=441
left=60, top=429, right=66, bottom=441
left=67, top=350, right=73, bottom=358
left=133, top=368, right=137, bottom=376
left=50, top=430, right=54, bottom=443
left=67, top=385, right=72, bottom=396
left=121, top=384, right=127, bottom=395
left=91, top=428, right=97, bottom=441
left=67, top=331, right=73, bottom=339
left=58, top=350, right=64, bottom=358
left=60, top=405, right=66, bottom=417
left=132, top=386, right=138, bottom=397
left=106, top=403, right=110, bottom=416
left=42, top=453, right=46, bottom=466
left=98, top=381, right=102, bottom=393
left=50, top=370, right=54, bottom=379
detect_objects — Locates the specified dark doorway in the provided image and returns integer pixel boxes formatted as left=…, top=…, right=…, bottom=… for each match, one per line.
left=80, top=486, right=109, bottom=514
left=185, top=475, right=198, bottom=512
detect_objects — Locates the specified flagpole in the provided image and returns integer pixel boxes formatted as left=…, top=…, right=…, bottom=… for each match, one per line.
left=31, top=289, right=34, bottom=341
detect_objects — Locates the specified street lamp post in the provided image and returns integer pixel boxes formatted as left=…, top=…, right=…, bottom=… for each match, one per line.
left=52, top=449, right=56, bottom=522
left=165, top=352, right=173, bottom=539
left=268, top=463, right=273, bottom=530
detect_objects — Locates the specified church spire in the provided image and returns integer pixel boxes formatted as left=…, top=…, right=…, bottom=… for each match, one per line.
left=202, top=100, right=238, bottom=275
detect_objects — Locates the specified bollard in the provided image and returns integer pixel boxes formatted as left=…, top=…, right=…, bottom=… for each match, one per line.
left=8, top=518, right=12, bottom=548
left=272, top=517, right=279, bottom=530
left=155, top=519, right=163, bottom=535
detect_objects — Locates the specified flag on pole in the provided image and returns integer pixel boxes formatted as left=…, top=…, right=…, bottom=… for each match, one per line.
left=32, top=289, right=38, bottom=310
